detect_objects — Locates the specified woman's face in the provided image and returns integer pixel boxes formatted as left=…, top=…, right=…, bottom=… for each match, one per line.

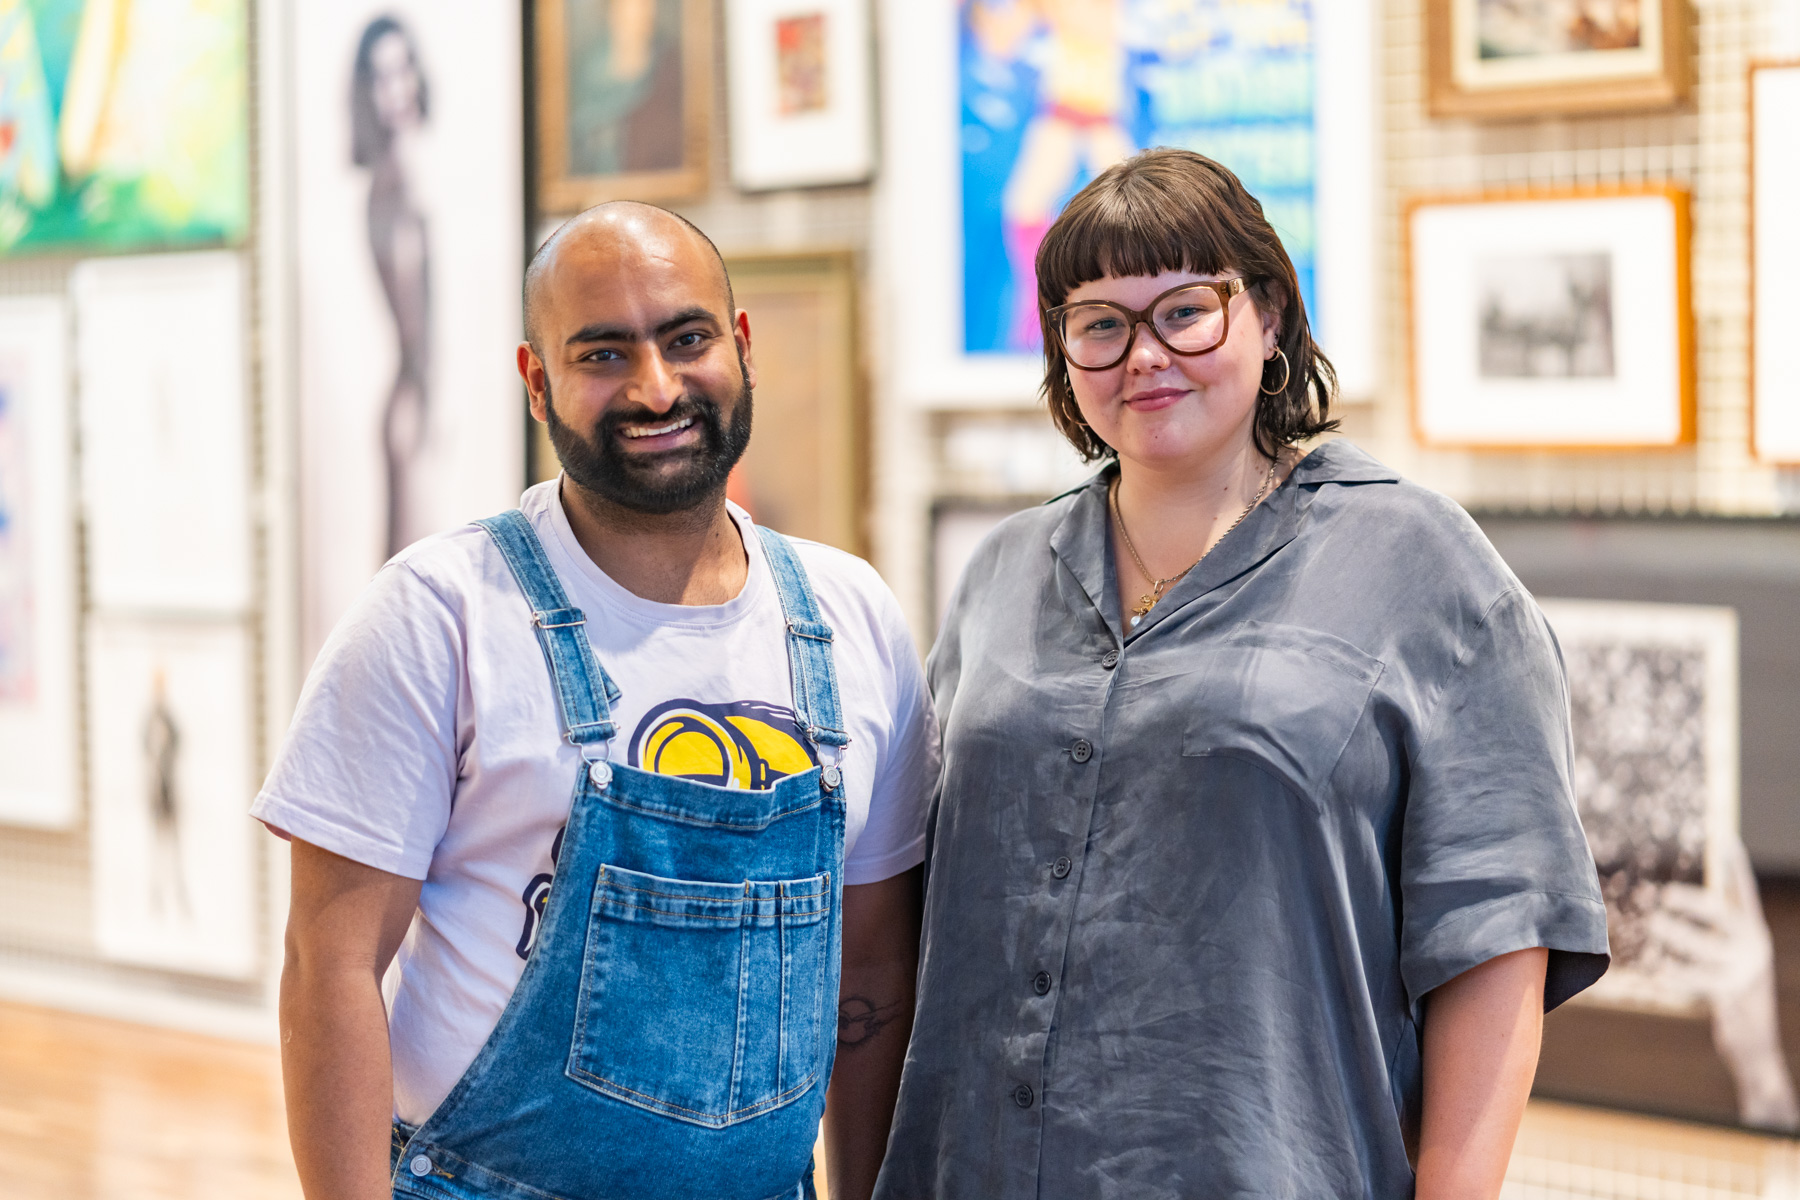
left=1062, top=269, right=1277, bottom=471
left=371, top=32, right=422, bottom=133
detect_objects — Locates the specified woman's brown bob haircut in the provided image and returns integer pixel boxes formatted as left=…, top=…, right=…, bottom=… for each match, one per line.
left=1037, top=147, right=1338, bottom=462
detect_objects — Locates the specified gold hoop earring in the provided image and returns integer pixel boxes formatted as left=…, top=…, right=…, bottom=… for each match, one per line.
left=1260, top=348, right=1291, bottom=396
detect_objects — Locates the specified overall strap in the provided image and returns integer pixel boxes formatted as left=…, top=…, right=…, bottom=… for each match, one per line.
left=754, top=527, right=850, bottom=752
left=476, top=511, right=620, bottom=751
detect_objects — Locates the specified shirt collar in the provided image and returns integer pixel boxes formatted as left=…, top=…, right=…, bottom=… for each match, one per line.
left=1044, top=439, right=1395, bottom=641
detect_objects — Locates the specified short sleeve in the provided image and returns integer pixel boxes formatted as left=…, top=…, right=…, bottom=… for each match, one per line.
left=250, top=563, right=463, bottom=879
left=1401, top=588, right=1610, bottom=1011
left=842, top=590, right=938, bottom=886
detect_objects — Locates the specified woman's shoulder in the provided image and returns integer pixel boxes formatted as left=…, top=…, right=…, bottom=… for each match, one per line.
left=1292, top=440, right=1523, bottom=606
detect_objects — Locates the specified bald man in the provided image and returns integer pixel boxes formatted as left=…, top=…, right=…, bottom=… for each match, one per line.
left=260, top=203, right=936, bottom=1200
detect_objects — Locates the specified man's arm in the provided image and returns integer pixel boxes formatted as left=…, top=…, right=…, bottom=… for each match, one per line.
left=822, top=865, right=924, bottom=1200
left=280, top=837, right=424, bottom=1200
left=1415, top=946, right=1548, bottom=1200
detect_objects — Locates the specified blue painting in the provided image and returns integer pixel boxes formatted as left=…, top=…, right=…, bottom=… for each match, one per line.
left=960, top=0, right=1316, bottom=355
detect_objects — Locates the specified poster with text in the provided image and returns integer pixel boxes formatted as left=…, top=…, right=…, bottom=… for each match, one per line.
left=89, top=618, right=256, bottom=979
left=295, top=0, right=524, bottom=661
left=959, top=0, right=1316, bottom=355
left=0, top=0, right=248, bottom=254
left=0, top=296, right=76, bottom=828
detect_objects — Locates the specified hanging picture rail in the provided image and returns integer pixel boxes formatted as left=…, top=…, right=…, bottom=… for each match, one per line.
left=1406, top=185, right=1694, bottom=451
left=534, top=0, right=713, bottom=209
left=1425, top=0, right=1691, bottom=119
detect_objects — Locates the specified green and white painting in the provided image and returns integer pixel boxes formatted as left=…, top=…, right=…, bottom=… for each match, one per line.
left=0, top=0, right=247, bottom=254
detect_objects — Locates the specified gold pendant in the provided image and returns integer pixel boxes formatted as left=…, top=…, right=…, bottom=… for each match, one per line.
left=1129, top=593, right=1157, bottom=629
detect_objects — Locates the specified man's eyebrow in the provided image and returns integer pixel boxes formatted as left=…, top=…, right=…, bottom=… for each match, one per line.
left=564, top=307, right=722, bottom=347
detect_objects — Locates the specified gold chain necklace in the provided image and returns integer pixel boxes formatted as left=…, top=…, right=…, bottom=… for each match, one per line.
left=1112, top=453, right=1279, bottom=630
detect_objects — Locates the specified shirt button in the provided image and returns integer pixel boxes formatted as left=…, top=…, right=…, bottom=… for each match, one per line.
left=1071, top=739, right=1093, bottom=763
left=1014, top=1084, right=1035, bottom=1108
left=409, top=1155, right=433, bottom=1177
left=1101, top=649, right=1119, bottom=669
left=1033, top=971, right=1052, bottom=995
left=1051, top=856, right=1072, bottom=879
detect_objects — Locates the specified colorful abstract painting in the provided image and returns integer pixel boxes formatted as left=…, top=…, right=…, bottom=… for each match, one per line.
left=959, top=0, right=1315, bottom=354
left=0, top=0, right=247, bottom=254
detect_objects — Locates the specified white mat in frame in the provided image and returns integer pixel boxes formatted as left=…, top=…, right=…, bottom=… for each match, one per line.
left=726, top=0, right=875, bottom=190
left=0, top=297, right=78, bottom=828
left=1752, top=61, right=1800, bottom=463
left=73, top=252, right=253, bottom=615
left=88, top=617, right=258, bottom=980
left=1409, top=189, right=1691, bottom=449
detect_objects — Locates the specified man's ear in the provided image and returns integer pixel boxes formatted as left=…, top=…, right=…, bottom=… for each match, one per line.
left=518, top=342, right=550, bottom=422
left=735, top=309, right=757, bottom=392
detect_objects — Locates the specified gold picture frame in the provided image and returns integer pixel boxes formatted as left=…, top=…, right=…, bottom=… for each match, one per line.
left=725, top=252, right=866, bottom=555
left=534, top=0, right=713, bottom=211
left=1426, top=0, right=1691, bottom=119
left=1404, top=184, right=1695, bottom=451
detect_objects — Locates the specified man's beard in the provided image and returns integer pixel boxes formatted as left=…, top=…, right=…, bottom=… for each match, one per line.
left=545, top=366, right=753, bottom=516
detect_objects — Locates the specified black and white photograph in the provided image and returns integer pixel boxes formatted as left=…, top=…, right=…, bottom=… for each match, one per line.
left=1410, top=188, right=1690, bottom=447
left=295, top=0, right=524, bottom=662
left=1477, top=251, right=1615, bottom=378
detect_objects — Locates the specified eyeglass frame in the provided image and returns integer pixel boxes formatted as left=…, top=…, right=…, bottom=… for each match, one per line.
left=1044, top=277, right=1250, bottom=372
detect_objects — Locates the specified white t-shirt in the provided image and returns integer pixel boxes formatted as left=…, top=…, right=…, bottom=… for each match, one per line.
left=252, top=480, right=937, bottom=1124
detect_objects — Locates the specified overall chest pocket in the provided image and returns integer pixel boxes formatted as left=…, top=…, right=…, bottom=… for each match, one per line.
left=568, top=863, right=833, bottom=1128
left=1177, top=621, right=1384, bottom=805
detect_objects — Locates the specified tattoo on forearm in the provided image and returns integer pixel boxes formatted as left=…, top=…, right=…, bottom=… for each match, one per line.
left=838, top=995, right=903, bottom=1049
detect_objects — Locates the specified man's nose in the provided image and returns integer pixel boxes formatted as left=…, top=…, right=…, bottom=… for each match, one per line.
left=625, top=351, right=683, bottom=412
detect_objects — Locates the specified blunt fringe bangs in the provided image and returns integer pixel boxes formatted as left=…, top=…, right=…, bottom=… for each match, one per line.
left=1036, top=147, right=1338, bottom=462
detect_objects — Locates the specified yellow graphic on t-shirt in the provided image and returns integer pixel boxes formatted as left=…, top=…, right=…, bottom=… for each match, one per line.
left=629, top=699, right=817, bottom=790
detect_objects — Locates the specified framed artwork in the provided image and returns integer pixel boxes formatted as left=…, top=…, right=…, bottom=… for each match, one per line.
left=0, top=0, right=249, bottom=254
left=1481, top=515, right=1800, bottom=1131
left=0, top=297, right=77, bottom=829
left=724, top=252, right=863, bottom=554
left=1407, top=187, right=1693, bottom=450
left=88, top=617, right=257, bottom=980
left=1752, top=61, right=1800, bottom=463
left=1425, top=0, right=1691, bottom=119
left=725, top=0, right=874, bottom=191
left=535, top=0, right=712, bottom=210
left=877, top=0, right=1377, bottom=407
left=295, top=0, right=524, bottom=663
left=1537, top=599, right=1739, bottom=1017
left=73, top=251, right=253, bottom=615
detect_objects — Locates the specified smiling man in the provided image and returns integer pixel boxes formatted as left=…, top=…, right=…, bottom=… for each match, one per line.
left=258, top=203, right=936, bottom=1200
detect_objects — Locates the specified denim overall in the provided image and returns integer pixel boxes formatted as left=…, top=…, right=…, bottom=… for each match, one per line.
left=391, top=510, right=850, bottom=1200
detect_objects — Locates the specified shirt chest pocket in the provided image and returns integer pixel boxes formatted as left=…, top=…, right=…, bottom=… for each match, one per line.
left=1177, top=621, right=1384, bottom=805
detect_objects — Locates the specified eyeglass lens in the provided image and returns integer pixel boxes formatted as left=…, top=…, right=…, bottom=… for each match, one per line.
left=1058, top=285, right=1228, bottom=368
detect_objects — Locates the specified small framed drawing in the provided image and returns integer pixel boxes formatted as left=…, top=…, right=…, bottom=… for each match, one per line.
left=726, top=0, right=874, bottom=190
left=723, top=252, right=864, bottom=553
left=1536, top=599, right=1739, bottom=1017
left=1752, top=61, right=1800, bottom=463
left=1407, top=187, right=1693, bottom=450
left=0, top=297, right=78, bottom=829
left=73, top=252, right=254, bottom=614
left=1426, top=0, right=1690, bottom=119
left=534, top=0, right=713, bottom=210
left=88, top=617, right=258, bottom=980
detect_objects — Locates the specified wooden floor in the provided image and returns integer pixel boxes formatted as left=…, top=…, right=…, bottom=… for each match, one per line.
left=3, top=997, right=1795, bottom=1200
left=0, top=1000, right=301, bottom=1200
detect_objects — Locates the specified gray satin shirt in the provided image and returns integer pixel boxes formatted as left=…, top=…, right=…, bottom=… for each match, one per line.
left=874, top=440, right=1609, bottom=1200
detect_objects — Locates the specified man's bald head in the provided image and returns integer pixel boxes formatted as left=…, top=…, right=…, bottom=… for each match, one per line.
left=523, top=201, right=733, bottom=354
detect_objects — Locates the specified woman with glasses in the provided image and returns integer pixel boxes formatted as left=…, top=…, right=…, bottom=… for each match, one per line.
left=874, top=149, right=1609, bottom=1200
